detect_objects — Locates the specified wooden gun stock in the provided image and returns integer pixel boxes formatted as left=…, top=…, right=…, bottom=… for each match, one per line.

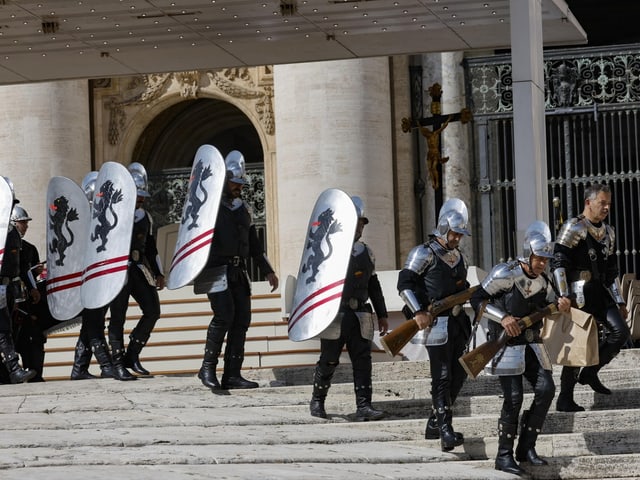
left=458, top=303, right=558, bottom=379
left=380, top=285, right=480, bottom=357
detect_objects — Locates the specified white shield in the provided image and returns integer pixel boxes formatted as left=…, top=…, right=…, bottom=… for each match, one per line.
left=0, top=177, right=13, bottom=269
left=167, top=144, right=226, bottom=290
left=288, top=188, right=357, bottom=342
left=81, top=162, right=136, bottom=309
left=46, top=177, right=90, bottom=320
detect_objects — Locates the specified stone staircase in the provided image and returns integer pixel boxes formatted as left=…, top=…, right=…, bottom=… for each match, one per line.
left=0, top=348, right=639, bottom=479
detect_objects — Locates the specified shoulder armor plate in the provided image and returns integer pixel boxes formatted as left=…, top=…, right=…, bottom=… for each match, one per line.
left=556, top=217, right=588, bottom=248
left=481, top=260, right=520, bottom=296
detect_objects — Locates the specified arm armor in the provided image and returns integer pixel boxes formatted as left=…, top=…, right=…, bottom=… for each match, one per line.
left=480, top=262, right=517, bottom=297
left=556, top=218, right=588, bottom=248
left=399, top=289, right=422, bottom=314
left=553, top=267, right=570, bottom=297
left=609, top=277, right=625, bottom=305
left=402, top=244, right=435, bottom=276
left=484, top=303, right=508, bottom=324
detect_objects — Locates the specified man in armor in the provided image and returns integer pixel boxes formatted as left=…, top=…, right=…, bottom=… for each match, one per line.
left=108, top=163, right=165, bottom=377
left=12, top=205, right=55, bottom=382
left=309, top=196, right=389, bottom=421
left=70, top=172, right=130, bottom=381
left=471, top=221, right=571, bottom=476
left=0, top=179, right=36, bottom=384
left=396, top=198, right=471, bottom=452
left=552, top=184, right=630, bottom=412
left=197, top=151, right=278, bottom=391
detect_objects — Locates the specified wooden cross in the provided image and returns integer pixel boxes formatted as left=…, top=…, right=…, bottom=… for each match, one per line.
left=402, top=83, right=472, bottom=190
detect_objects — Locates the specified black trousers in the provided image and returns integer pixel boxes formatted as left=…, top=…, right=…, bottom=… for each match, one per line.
left=109, top=266, right=160, bottom=343
left=426, top=314, right=470, bottom=408
left=499, top=346, right=555, bottom=425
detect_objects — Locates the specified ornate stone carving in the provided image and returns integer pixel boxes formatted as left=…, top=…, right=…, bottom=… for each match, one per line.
left=103, top=67, right=275, bottom=145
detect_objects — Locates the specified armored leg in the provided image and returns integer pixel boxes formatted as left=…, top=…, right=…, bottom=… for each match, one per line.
left=310, top=366, right=331, bottom=419
left=125, top=335, right=151, bottom=376
left=556, top=366, right=584, bottom=412
left=198, top=322, right=225, bottom=390
left=0, top=332, right=36, bottom=384
left=70, top=337, right=96, bottom=380
left=515, top=410, right=547, bottom=466
left=108, top=334, right=136, bottom=381
left=495, top=421, right=527, bottom=476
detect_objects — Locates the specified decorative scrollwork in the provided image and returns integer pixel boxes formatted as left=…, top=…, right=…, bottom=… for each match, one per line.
left=468, top=46, right=640, bottom=115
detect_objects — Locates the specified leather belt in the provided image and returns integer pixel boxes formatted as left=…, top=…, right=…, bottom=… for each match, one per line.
left=228, top=256, right=244, bottom=267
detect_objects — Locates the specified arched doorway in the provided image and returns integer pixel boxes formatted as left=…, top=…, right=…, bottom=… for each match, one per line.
left=134, top=98, right=267, bottom=281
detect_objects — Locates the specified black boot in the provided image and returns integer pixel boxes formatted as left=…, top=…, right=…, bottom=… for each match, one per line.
left=198, top=360, right=220, bottom=390
left=578, top=367, right=611, bottom=394
left=515, top=410, right=548, bottom=466
left=125, top=335, right=151, bottom=376
left=199, top=323, right=224, bottom=390
left=556, top=367, right=585, bottom=412
left=310, top=367, right=329, bottom=418
left=70, top=338, right=96, bottom=380
left=0, top=333, right=36, bottom=384
left=355, top=384, right=384, bottom=421
left=221, top=354, right=258, bottom=389
left=495, top=421, right=527, bottom=476
left=435, top=405, right=461, bottom=451
left=108, top=336, right=136, bottom=381
left=425, top=411, right=464, bottom=444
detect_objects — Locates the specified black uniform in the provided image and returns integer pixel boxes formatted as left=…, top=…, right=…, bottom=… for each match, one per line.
left=397, top=237, right=470, bottom=449
left=197, top=196, right=274, bottom=390
left=310, top=240, right=388, bottom=420
left=109, top=208, right=162, bottom=376
left=13, top=239, right=56, bottom=382
left=471, top=260, right=558, bottom=473
left=0, top=226, right=36, bottom=383
left=551, top=215, right=630, bottom=411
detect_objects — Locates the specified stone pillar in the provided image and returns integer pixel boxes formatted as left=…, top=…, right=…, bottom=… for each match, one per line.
left=421, top=52, right=474, bottom=265
left=0, top=80, right=91, bottom=253
left=510, top=0, right=548, bottom=245
left=273, top=57, right=396, bottom=280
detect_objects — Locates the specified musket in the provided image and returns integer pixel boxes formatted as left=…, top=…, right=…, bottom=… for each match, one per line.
left=380, top=285, right=480, bottom=357
left=458, top=303, right=558, bottom=379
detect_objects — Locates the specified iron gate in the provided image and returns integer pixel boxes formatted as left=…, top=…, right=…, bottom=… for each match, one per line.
left=467, top=44, right=640, bottom=276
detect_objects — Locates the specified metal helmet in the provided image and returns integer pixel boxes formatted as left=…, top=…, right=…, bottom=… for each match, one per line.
left=434, top=198, right=470, bottom=238
left=351, top=196, right=369, bottom=224
left=523, top=220, right=554, bottom=260
left=10, top=205, right=31, bottom=224
left=81, top=171, right=99, bottom=203
left=128, top=162, right=150, bottom=197
left=225, top=150, right=248, bottom=185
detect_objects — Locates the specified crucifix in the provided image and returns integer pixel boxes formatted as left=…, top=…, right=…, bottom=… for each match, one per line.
left=402, top=83, right=473, bottom=191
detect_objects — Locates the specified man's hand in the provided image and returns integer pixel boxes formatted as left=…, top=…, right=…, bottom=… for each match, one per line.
left=501, top=315, right=522, bottom=337
left=266, top=272, right=279, bottom=292
left=620, top=304, right=629, bottom=320
left=30, top=288, right=41, bottom=304
left=378, top=316, right=389, bottom=336
left=557, top=296, right=572, bottom=313
left=414, top=310, right=433, bottom=330
left=156, top=274, right=166, bottom=290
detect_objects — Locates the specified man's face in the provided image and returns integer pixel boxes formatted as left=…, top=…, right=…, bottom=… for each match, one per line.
left=354, top=218, right=366, bottom=241
left=226, top=180, right=245, bottom=199
left=445, top=231, right=464, bottom=249
left=14, top=220, right=29, bottom=237
left=585, top=191, right=611, bottom=223
left=527, top=254, right=549, bottom=276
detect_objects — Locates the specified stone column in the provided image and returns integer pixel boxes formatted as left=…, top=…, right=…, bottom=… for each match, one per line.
left=0, top=80, right=91, bottom=253
left=421, top=52, right=474, bottom=265
left=510, top=0, right=548, bottom=245
left=273, top=57, right=396, bottom=280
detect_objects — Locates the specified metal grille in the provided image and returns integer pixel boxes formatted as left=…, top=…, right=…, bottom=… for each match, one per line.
left=467, top=44, right=640, bottom=276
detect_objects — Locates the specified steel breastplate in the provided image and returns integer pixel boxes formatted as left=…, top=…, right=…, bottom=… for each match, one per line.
left=423, top=241, right=467, bottom=301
